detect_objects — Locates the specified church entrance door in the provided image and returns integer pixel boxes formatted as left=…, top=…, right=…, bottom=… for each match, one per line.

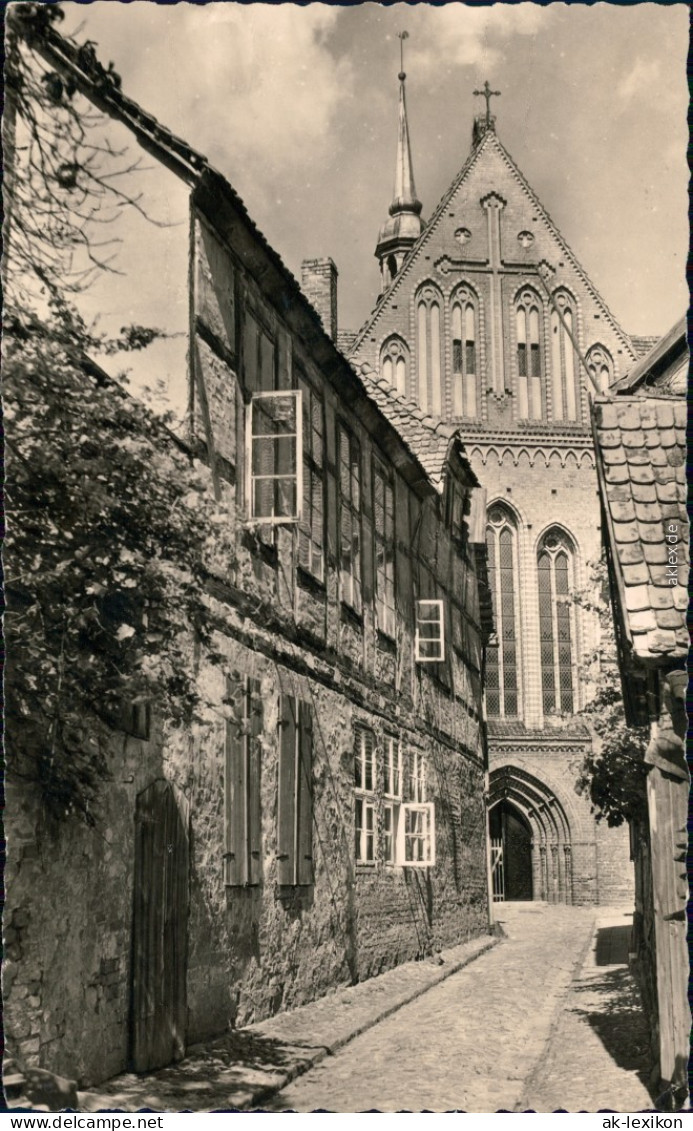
left=490, top=800, right=533, bottom=901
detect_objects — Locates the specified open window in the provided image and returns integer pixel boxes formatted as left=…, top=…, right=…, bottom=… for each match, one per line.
left=415, top=599, right=445, bottom=662
left=398, top=802, right=436, bottom=866
left=246, top=390, right=302, bottom=523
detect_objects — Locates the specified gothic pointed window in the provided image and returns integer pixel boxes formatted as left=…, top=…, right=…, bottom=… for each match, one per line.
left=550, top=290, right=579, bottom=422
left=586, top=344, right=613, bottom=394
left=451, top=286, right=478, bottom=418
left=416, top=284, right=443, bottom=416
left=537, top=528, right=576, bottom=716
left=485, top=505, right=521, bottom=718
left=515, top=289, right=542, bottom=420
left=380, top=336, right=409, bottom=398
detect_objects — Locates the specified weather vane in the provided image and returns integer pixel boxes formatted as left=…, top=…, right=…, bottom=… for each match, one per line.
left=474, top=80, right=501, bottom=126
left=397, top=30, right=409, bottom=81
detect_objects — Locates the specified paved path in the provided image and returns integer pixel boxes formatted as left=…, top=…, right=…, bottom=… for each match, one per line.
left=265, top=903, right=652, bottom=1113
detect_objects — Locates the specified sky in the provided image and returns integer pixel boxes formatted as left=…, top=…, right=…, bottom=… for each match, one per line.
left=46, top=0, right=689, bottom=414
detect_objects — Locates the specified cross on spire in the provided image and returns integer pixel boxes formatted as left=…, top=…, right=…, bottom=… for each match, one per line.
left=397, top=30, right=409, bottom=81
left=474, top=80, right=501, bottom=126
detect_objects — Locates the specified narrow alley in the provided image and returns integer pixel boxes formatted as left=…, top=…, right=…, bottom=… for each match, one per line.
left=262, top=903, right=653, bottom=1113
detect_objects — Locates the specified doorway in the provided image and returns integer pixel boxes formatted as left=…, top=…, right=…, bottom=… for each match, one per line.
left=130, top=779, right=189, bottom=1073
left=490, top=800, right=533, bottom=902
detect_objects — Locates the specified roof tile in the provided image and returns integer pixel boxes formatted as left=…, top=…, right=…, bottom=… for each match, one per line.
left=637, top=402, right=659, bottom=430
left=634, top=501, right=662, bottom=524
left=596, top=403, right=619, bottom=429
left=637, top=522, right=665, bottom=545
left=649, top=629, right=678, bottom=653
left=625, top=448, right=651, bottom=466
left=624, top=585, right=652, bottom=613
left=602, top=446, right=627, bottom=466
left=655, top=481, right=679, bottom=504
left=655, top=403, right=675, bottom=429
left=628, top=608, right=657, bottom=634
left=666, top=448, right=685, bottom=467
left=648, top=584, right=674, bottom=609
left=610, top=499, right=637, bottom=523
left=649, top=448, right=668, bottom=467
left=656, top=607, right=684, bottom=630
left=632, top=483, right=657, bottom=503
left=619, top=543, right=645, bottom=565
left=643, top=543, right=668, bottom=564
left=622, top=562, right=650, bottom=586
left=612, top=522, right=640, bottom=544
left=621, top=430, right=645, bottom=448
left=626, top=464, right=655, bottom=485
left=616, top=404, right=643, bottom=430
left=598, top=429, right=624, bottom=448
left=674, top=627, right=689, bottom=648
left=653, top=465, right=677, bottom=484
left=673, top=589, right=688, bottom=612
left=658, top=428, right=677, bottom=448
left=604, top=464, right=631, bottom=484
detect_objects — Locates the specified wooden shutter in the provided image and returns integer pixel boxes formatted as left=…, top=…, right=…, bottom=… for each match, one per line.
left=297, top=701, right=314, bottom=885
left=224, top=676, right=247, bottom=886
left=277, top=694, right=297, bottom=885
left=248, top=678, right=263, bottom=886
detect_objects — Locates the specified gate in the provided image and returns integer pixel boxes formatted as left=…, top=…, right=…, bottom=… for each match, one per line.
left=491, top=837, right=504, bottom=902
left=131, top=780, right=189, bottom=1073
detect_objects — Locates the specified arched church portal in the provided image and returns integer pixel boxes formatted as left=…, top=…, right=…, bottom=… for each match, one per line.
left=488, top=765, right=573, bottom=904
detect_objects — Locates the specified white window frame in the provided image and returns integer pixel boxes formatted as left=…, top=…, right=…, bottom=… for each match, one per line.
left=355, top=727, right=376, bottom=865
left=383, top=736, right=403, bottom=865
left=396, top=802, right=436, bottom=867
left=415, top=599, right=445, bottom=662
left=245, top=389, right=303, bottom=524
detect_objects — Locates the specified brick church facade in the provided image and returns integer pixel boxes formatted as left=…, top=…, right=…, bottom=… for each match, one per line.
left=347, top=78, right=637, bottom=906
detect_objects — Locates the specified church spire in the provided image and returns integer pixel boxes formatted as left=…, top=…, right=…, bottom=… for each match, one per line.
left=375, top=32, right=423, bottom=292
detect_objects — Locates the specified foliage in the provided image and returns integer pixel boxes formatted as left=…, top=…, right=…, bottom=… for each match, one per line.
left=4, top=7, right=227, bottom=826
left=573, top=558, right=649, bottom=827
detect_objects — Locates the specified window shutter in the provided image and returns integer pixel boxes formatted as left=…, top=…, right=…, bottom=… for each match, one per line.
left=225, top=676, right=248, bottom=886
left=297, top=701, right=314, bottom=885
left=248, top=678, right=263, bottom=886
left=277, top=694, right=297, bottom=885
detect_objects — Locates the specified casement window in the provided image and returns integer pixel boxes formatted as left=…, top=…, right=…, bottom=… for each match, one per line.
left=550, top=290, right=579, bottom=422
left=515, top=290, right=543, bottom=420
left=338, top=423, right=362, bottom=614
left=451, top=288, right=478, bottom=418
left=586, top=345, right=613, bottom=394
left=380, top=336, right=408, bottom=398
left=415, top=599, right=445, bottom=662
left=120, top=700, right=150, bottom=740
left=224, top=675, right=263, bottom=886
left=277, top=694, right=314, bottom=886
left=246, top=390, right=302, bottom=523
left=383, top=736, right=402, bottom=864
left=538, top=529, right=576, bottom=715
left=399, top=750, right=435, bottom=866
left=485, top=505, right=521, bottom=718
left=373, top=459, right=396, bottom=638
left=354, top=727, right=376, bottom=864
left=244, top=310, right=276, bottom=393
left=297, top=373, right=325, bottom=580
left=416, top=283, right=443, bottom=416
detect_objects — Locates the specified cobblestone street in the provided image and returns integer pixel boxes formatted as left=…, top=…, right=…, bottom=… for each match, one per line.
left=264, top=903, right=653, bottom=1113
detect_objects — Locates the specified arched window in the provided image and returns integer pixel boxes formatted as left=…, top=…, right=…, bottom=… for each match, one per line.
left=586, top=344, right=613, bottom=394
left=451, top=286, right=478, bottom=418
left=380, top=336, right=408, bottom=398
left=485, top=505, right=521, bottom=718
left=416, top=284, right=443, bottom=416
left=537, top=528, right=576, bottom=716
left=550, top=290, right=579, bottom=421
left=515, top=289, right=543, bottom=420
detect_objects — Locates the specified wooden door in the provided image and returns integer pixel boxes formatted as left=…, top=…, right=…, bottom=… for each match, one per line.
left=131, top=780, right=189, bottom=1073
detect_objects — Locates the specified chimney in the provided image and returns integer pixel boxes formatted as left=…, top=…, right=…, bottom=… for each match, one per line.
left=301, top=258, right=338, bottom=342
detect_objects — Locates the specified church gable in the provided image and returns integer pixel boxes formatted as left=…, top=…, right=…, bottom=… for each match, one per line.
left=352, top=129, right=637, bottom=431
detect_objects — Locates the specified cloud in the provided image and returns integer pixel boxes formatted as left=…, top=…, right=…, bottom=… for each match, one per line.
left=408, top=3, right=549, bottom=73
left=63, top=3, right=354, bottom=191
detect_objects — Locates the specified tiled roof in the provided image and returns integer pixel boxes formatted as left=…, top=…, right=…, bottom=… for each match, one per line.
left=592, top=396, right=688, bottom=663
left=612, top=318, right=688, bottom=395
left=353, top=360, right=467, bottom=490
left=629, top=335, right=661, bottom=359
